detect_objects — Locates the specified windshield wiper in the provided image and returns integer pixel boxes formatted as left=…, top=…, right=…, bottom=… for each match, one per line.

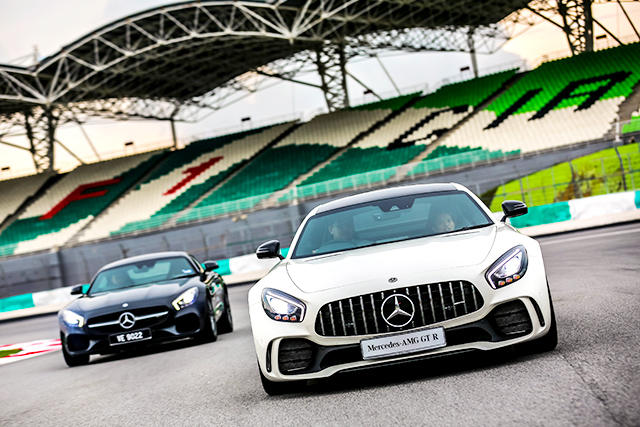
left=455, top=223, right=494, bottom=232
left=156, top=273, right=199, bottom=282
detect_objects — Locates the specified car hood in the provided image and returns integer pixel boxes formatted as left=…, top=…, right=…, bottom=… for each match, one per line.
left=77, top=279, right=192, bottom=312
left=286, top=226, right=496, bottom=294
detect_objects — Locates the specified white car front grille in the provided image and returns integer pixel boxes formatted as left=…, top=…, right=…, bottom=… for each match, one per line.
left=315, top=281, right=484, bottom=337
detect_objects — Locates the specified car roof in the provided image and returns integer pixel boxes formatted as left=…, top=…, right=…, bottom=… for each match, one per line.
left=314, top=183, right=459, bottom=214
left=97, top=251, right=192, bottom=272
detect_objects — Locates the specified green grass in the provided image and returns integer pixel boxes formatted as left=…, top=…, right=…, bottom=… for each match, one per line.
left=485, top=142, right=640, bottom=211
left=0, top=348, right=21, bottom=358
left=622, top=115, right=640, bottom=134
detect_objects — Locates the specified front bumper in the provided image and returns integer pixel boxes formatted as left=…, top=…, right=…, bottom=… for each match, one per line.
left=59, top=301, right=207, bottom=356
left=249, top=255, right=553, bottom=382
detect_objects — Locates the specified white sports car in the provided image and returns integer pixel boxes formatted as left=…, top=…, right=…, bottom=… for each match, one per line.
left=248, top=183, right=557, bottom=395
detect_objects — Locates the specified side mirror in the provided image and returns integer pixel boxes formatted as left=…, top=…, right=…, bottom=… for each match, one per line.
left=70, top=285, right=85, bottom=295
left=256, top=240, right=284, bottom=260
left=203, top=261, right=219, bottom=272
left=501, top=200, right=528, bottom=222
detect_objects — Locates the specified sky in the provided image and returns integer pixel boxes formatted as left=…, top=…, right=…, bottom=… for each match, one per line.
left=0, top=0, right=638, bottom=177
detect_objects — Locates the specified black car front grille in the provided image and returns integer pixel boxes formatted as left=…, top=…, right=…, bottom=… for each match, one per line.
left=315, top=281, right=484, bottom=337
left=87, top=306, right=170, bottom=334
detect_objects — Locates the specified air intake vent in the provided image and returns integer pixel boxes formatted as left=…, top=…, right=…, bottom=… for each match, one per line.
left=278, top=339, right=314, bottom=374
left=490, top=300, right=532, bottom=336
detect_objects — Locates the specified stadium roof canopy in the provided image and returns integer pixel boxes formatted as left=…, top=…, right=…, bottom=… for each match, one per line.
left=0, top=0, right=628, bottom=172
left=0, top=1, right=529, bottom=118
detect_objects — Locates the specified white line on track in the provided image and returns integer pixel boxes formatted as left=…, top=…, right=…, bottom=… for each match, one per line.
left=539, top=226, right=640, bottom=246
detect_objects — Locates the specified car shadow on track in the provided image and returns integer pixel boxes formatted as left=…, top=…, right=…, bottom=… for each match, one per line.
left=87, top=337, right=207, bottom=365
left=276, top=347, right=550, bottom=397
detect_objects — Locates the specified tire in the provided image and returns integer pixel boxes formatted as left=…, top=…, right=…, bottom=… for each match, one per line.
left=62, top=344, right=89, bottom=367
left=198, top=299, right=218, bottom=343
left=522, top=284, right=558, bottom=354
left=532, top=292, right=558, bottom=352
left=259, top=368, right=291, bottom=396
left=217, top=294, right=233, bottom=334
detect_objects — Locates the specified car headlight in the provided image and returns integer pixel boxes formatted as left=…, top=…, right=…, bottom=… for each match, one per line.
left=486, top=245, right=528, bottom=289
left=172, top=287, right=199, bottom=311
left=62, top=310, right=85, bottom=327
left=261, top=288, right=306, bottom=322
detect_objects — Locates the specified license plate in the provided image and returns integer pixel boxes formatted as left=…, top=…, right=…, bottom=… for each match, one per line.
left=109, top=328, right=152, bottom=346
left=360, top=326, right=446, bottom=360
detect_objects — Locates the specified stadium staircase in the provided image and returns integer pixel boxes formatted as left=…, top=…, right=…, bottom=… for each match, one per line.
left=603, top=80, right=640, bottom=139
left=395, top=70, right=524, bottom=179
left=263, top=93, right=423, bottom=206
left=176, top=96, right=423, bottom=222
left=171, top=122, right=303, bottom=226
left=67, top=149, right=173, bottom=245
left=441, top=43, right=640, bottom=155
left=280, top=69, right=521, bottom=198
left=387, top=105, right=468, bottom=150
left=79, top=124, right=296, bottom=240
left=0, top=172, right=59, bottom=233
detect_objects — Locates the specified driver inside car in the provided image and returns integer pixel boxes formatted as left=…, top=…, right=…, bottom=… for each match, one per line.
left=108, top=269, right=132, bottom=290
left=328, top=216, right=357, bottom=242
left=430, top=211, right=456, bottom=233
left=326, top=216, right=372, bottom=247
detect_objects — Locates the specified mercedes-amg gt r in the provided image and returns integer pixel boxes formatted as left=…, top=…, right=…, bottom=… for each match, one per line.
left=249, top=183, right=557, bottom=394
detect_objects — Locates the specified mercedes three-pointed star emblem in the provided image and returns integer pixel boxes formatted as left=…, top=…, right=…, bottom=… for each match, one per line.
left=119, top=312, right=136, bottom=329
left=381, top=294, right=415, bottom=327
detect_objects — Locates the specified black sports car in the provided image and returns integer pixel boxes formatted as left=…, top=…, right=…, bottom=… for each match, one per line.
left=58, top=251, right=233, bottom=367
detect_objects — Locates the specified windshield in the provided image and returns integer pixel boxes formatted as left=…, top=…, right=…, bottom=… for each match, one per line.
left=89, top=256, right=198, bottom=294
left=292, top=191, right=493, bottom=259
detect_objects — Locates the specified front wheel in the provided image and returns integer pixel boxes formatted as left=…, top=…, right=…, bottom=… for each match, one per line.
left=217, top=294, right=233, bottom=334
left=522, top=285, right=558, bottom=354
left=259, top=368, right=291, bottom=396
left=62, top=344, right=89, bottom=367
left=532, top=295, right=558, bottom=352
left=197, top=299, right=218, bottom=343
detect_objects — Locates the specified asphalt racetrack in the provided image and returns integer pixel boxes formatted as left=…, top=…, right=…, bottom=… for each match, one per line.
left=1, top=222, right=639, bottom=426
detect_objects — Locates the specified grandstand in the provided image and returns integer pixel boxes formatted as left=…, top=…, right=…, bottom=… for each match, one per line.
left=1, top=1, right=639, bottom=298
left=2, top=43, right=637, bottom=253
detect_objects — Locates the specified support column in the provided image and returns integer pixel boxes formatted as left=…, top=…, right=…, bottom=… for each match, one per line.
left=45, top=109, right=56, bottom=172
left=468, top=29, right=479, bottom=78
left=314, top=43, right=350, bottom=112
left=23, top=111, right=39, bottom=172
left=557, top=0, right=594, bottom=55
left=22, top=108, right=57, bottom=173
left=170, top=118, right=178, bottom=150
